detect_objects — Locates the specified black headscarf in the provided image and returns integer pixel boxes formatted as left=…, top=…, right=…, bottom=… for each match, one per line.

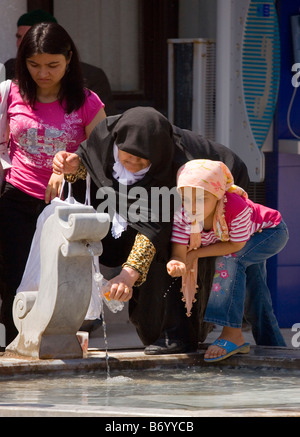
left=78, top=107, right=178, bottom=188
left=77, top=107, right=180, bottom=262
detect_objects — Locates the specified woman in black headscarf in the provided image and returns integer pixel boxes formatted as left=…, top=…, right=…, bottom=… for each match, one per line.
left=53, top=107, right=285, bottom=353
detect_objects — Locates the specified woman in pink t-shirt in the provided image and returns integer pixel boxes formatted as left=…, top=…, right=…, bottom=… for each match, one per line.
left=0, top=23, right=106, bottom=346
left=167, top=159, right=288, bottom=362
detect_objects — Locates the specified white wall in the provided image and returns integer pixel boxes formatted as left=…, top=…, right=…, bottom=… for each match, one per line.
left=0, top=0, right=27, bottom=67
left=54, top=0, right=139, bottom=92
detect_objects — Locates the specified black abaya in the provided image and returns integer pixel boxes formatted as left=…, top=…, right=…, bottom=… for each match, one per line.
left=75, top=107, right=250, bottom=349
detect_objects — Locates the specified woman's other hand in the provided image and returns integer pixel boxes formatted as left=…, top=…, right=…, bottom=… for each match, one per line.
left=52, top=151, right=80, bottom=175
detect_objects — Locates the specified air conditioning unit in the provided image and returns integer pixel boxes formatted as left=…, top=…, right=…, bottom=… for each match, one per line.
left=168, top=38, right=216, bottom=141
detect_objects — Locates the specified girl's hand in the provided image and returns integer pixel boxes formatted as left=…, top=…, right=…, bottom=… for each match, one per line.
left=167, top=259, right=186, bottom=277
left=106, top=267, right=139, bottom=302
left=53, top=151, right=80, bottom=175
left=45, top=173, right=64, bottom=204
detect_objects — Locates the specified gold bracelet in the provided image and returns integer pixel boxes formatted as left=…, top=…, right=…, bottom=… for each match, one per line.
left=122, top=233, right=156, bottom=286
left=64, top=160, right=87, bottom=183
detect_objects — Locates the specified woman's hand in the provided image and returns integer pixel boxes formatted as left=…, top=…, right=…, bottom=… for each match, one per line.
left=106, top=267, right=139, bottom=302
left=53, top=151, right=80, bottom=175
left=167, top=259, right=186, bottom=277
left=45, top=173, right=64, bottom=204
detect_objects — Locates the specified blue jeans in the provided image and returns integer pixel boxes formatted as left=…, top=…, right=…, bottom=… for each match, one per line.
left=244, top=262, right=286, bottom=346
left=204, top=220, right=289, bottom=340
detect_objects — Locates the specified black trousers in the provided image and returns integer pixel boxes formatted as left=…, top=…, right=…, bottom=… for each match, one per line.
left=129, top=257, right=216, bottom=351
left=0, top=183, right=46, bottom=345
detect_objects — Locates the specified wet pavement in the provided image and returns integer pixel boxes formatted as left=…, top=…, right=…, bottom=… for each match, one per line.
left=0, top=330, right=299, bottom=377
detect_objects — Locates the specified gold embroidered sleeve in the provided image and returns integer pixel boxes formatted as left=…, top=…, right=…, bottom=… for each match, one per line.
left=123, top=233, right=156, bottom=286
left=64, top=160, right=87, bottom=183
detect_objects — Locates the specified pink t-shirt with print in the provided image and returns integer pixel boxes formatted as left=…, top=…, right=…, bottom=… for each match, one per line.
left=6, top=82, right=104, bottom=199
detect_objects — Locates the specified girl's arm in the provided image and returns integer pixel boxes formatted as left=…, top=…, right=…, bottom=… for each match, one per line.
left=45, top=152, right=80, bottom=203
left=45, top=173, right=64, bottom=204
left=196, top=240, right=246, bottom=258
left=167, top=243, right=188, bottom=277
left=186, top=240, right=246, bottom=271
left=85, top=107, right=106, bottom=138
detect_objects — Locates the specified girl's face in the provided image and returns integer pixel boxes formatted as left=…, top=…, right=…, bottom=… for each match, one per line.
left=26, top=53, right=70, bottom=91
left=180, top=187, right=218, bottom=221
left=118, top=150, right=151, bottom=173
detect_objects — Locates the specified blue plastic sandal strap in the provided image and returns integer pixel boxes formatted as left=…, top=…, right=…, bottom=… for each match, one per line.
left=212, top=339, right=238, bottom=353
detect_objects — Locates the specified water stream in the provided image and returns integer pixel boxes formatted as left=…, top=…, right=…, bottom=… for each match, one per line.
left=85, top=242, right=126, bottom=379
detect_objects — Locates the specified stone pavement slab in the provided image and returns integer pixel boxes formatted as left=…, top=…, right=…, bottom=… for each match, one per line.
left=0, top=404, right=299, bottom=417
left=0, top=343, right=299, bottom=378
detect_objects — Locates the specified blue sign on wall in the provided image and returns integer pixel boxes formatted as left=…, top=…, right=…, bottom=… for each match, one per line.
left=242, top=0, right=280, bottom=149
left=257, top=4, right=270, bottom=17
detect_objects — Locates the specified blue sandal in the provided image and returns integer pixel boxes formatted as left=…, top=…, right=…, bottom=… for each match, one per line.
left=204, top=338, right=250, bottom=363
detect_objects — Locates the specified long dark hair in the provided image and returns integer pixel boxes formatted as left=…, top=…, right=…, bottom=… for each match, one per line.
left=15, top=22, right=86, bottom=113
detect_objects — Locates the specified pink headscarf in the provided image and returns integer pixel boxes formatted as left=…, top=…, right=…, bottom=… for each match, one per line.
left=176, top=159, right=247, bottom=316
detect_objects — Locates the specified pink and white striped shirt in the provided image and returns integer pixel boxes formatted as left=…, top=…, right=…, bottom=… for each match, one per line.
left=171, top=192, right=282, bottom=246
